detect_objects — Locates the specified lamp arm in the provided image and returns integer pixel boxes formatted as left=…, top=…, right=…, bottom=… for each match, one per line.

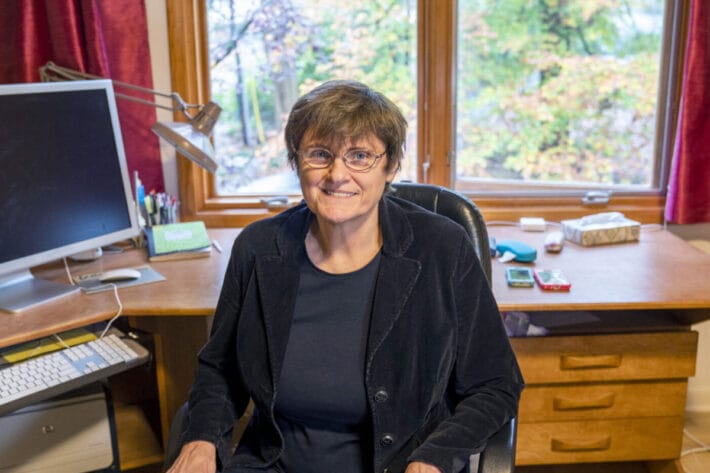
left=39, top=61, right=197, bottom=119
left=38, top=61, right=222, bottom=174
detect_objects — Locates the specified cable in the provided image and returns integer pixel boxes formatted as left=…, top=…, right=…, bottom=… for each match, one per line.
left=52, top=334, right=71, bottom=349
left=60, top=257, right=124, bottom=339
left=486, top=219, right=562, bottom=229
left=683, top=428, right=710, bottom=454
left=485, top=220, right=518, bottom=227
left=100, top=283, right=123, bottom=338
left=680, top=428, right=710, bottom=473
left=62, top=257, right=76, bottom=285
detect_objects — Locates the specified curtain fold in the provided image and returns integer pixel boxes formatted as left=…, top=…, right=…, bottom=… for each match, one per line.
left=0, top=0, right=164, bottom=192
left=665, top=0, right=710, bottom=224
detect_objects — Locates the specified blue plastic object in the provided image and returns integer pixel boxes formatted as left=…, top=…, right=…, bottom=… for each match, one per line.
left=496, top=239, right=537, bottom=262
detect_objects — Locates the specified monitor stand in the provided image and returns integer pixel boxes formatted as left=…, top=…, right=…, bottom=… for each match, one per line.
left=0, top=270, right=80, bottom=313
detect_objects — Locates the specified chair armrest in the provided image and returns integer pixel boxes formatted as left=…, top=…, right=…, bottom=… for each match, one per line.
left=475, top=418, right=517, bottom=473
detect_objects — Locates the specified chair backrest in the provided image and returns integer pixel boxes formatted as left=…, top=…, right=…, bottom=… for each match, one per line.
left=389, top=182, right=492, bottom=281
left=390, top=182, right=514, bottom=473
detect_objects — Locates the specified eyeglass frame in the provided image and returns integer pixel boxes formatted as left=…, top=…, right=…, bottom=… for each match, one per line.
left=295, top=147, right=388, bottom=173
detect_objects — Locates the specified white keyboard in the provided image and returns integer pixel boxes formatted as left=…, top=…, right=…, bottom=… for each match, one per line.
left=0, top=333, right=149, bottom=415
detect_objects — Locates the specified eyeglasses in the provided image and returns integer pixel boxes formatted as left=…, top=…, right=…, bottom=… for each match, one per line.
left=298, top=147, right=387, bottom=172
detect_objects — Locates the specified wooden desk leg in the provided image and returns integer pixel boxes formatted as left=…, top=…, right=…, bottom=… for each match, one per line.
left=129, top=316, right=210, bottom=448
left=647, top=459, right=684, bottom=473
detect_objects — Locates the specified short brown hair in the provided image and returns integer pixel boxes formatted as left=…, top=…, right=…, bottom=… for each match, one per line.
left=285, top=80, right=407, bottom=173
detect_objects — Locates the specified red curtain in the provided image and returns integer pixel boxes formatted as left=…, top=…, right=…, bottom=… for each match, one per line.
left=0, top=0, right=165, bottom=192
left=665, top=0, right=710, bottom=224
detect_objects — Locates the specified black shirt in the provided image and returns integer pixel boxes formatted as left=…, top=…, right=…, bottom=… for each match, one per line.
left=273, top=247, right=380, bottom=472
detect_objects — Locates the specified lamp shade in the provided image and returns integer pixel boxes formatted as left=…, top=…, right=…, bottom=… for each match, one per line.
left=152, top=100, right=221, bottom=174
left=152, top=122, right=217, bottom=173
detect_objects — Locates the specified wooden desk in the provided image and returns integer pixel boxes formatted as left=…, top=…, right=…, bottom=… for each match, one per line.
left=488, top=225, right=710, bottom=472
left=2, top=227, right=710, bottom=471
left=0, top=229, right=239, bottom=471
left=490, top=226, right=710, bottom=315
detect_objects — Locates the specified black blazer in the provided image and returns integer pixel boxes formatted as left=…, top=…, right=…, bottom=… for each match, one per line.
left=181, top=195, right=523, bottom=473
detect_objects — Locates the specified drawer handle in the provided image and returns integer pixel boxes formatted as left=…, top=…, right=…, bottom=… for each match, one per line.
left=553, top=393, right=615, bottom=411
left=551, top=436, right=612, bottom=452
left=560, top=354, right=622, bottom=370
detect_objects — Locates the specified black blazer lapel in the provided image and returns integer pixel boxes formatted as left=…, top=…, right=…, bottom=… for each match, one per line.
left=255, top=255, right=300, bottom=390
left=365, top=254, right=421, bottom=368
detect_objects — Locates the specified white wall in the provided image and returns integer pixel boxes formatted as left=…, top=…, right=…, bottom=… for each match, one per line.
left=145, top=0, right=179, bottom=197
left=669, top=223, right=710, bottom=412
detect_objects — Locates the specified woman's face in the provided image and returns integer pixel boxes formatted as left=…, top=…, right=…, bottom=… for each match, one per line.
left=297, top=132, right=397, bottom=230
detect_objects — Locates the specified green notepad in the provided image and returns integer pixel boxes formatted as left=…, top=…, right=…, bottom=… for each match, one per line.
left=147, top=221, right=211, bottom=254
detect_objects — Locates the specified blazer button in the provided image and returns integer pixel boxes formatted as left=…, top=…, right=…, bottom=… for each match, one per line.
left=380, top=434, right=395, bottom=447
left=374, top=389, right=389, bottom=403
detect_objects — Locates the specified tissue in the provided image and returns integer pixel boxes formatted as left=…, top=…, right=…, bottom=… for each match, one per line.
left=561, top=212, right=641, bottom=246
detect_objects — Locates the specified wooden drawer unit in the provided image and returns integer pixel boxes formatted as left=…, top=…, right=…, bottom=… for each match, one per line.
left=511, top=331, right=698, bottom=465
left=516, top=416, right=685, bottom=465
left=519, top=380, right=687, bottom=422
left=511, top=332, right=698, bottom=384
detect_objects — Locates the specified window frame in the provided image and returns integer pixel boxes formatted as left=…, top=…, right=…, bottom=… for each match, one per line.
left=168, top=0, right=687, bottom=227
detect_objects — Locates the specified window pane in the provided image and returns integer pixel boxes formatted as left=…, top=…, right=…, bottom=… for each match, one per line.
left=456, top=0, right=665, bottom=192
left=208, top=0, right=417, bottom=196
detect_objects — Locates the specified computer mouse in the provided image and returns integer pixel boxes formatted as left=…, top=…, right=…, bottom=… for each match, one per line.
left=98, top=268, right=142, bottom=283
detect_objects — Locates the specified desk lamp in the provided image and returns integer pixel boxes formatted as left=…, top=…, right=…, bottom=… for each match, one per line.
left=39, top=61, right=221, bottom=173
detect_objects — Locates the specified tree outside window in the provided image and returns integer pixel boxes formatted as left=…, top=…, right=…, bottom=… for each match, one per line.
left=456, top=0, right=665, bottom=193
left=207, top=0, right=417, bottom=196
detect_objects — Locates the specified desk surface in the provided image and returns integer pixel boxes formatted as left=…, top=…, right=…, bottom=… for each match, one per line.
left=489, top=226, right=710, bottom=312
left=2, top=226, right=710, bottom=348
left=0, top=229, right=238, bottom=348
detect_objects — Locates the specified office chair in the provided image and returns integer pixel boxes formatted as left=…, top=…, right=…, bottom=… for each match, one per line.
left=389, top=182, right=492, bottom=281
left=164, top=182, right=516, bottom=473
left=389, top=182, right=516, bottom=473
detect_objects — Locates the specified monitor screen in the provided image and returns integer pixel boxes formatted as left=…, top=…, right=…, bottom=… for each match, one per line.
left=0, top=80, right=139, bottom=312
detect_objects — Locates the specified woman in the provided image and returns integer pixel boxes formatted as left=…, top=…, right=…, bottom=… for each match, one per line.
left=167, top=80, right=523, bottom=473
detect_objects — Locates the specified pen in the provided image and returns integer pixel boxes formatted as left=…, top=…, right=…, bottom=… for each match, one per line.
left=212, top=240, right=223, bottom=253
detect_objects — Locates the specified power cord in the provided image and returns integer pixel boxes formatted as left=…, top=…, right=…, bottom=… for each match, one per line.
left=61, top=258, right=124, bottom=339
left=682, top=427, right=710, bottom=455
left=100, top=283, right=123, bottom=338
left=52, top=334, right=71, bottom=349
left=680, top=427, right=710, bottom=473
left=62, top=257, right=75, bottom=285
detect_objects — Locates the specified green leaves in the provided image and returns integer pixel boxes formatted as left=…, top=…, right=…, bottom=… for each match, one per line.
left=457, top=0, right=663, bottom=186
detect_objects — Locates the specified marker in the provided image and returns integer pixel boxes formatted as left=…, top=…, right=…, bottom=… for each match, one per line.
left=212, top=240, right=223, bottom=253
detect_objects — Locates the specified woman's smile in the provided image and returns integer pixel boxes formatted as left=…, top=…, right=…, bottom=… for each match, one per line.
left=322, top=188, right=357, bottom=198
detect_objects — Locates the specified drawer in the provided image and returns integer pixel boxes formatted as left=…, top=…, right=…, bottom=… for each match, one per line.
left=519, top=380, right=687, bottom=422
left=511, top=331, right=697, bottom=384
left=516, top=416, right=684, bottom=465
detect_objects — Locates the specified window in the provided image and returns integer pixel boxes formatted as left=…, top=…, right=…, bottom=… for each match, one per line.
left=208, top=0, right=417, bottom=196
left=166, top=0, right=685, bottom=227
left=456, top=0, right=669, bottom=194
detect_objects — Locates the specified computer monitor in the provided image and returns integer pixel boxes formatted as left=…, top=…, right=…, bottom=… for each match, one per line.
left=0, top=80, right=140, bottom=313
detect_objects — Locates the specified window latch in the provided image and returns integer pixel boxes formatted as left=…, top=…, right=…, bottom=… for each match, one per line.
left=582, top=190, right=611, bottom=205
left=260, top=196, right=290, bottom=209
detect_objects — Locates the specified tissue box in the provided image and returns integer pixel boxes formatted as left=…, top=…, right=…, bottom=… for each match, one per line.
left=561, top=217, right=641, bottom=246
